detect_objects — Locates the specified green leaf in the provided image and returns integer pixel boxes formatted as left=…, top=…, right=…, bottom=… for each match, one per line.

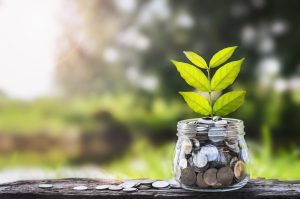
left=171, top=60, right=210, bottom=92
left=209, top=46, right=237, bottom=68
left=211, top=58, right=244, bottom=91
left=213, top=90, right=246, bottom=116
left=179, top=92, right=212, bottom=115
left=183, top=51, right=208, bottom=69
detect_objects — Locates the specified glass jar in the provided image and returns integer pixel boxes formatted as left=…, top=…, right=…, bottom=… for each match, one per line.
left=173, top=118, right=249, bottom=192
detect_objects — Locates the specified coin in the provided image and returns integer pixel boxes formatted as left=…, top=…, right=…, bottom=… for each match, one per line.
left=230, top=157, right=238, bottom=169
left=194, top=162, right=209, bottom=172
left=208, top=127, right=226, bottom=142
left=140, top=179, right=155, bottom=185
left=182, top=139, right=193, bottom=154
left=38, top=183, right=53, bottom=188
left=214, top=120, right=228, bottom=126
left=196, top=172, right=209, bottom=188
left=167, top=179, right=181, bottom=189
left=203, top=168, right=218, bottom=186
left=234, top=160, right=246, bottom=179
left=200, top=145, right=219, bottom=161
left=73, top=185, right=88, bottom=191
left=198, top=117, right=214, bottom=125
left=95, top=185, right=109, bottom=190
left=191, top=138, right=200, bottom=149
left=217, top=152, right=227, bottom=165
left=179, top=167, right=196, bottom=186
left=193, top=152, right=208, bottom=168
left=179, top=158, right=188, bottom=169
left=225, top=141, right=240, bottom=154
left=120, top=180, right=140, bottom=189
left=152, top=180, right=169, bottom=189
left=108, top=185, right=123, bottom=191
left=213, top=116, right=222, bottom=121
left=217, top=166, right=234, bottom=186
left=138, top=185, right=152, bottom=190
left=123, top=187, right=138, bottom=192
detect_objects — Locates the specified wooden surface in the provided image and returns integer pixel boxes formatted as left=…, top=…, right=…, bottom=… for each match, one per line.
left=0, top=178, right=300, bottom=199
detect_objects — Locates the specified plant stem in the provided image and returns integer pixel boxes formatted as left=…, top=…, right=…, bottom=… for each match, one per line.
left=207, top=68, right=213, bottom=118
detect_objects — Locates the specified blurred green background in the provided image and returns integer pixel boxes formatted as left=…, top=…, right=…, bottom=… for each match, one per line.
left=0, top=0, right=299, bottom=183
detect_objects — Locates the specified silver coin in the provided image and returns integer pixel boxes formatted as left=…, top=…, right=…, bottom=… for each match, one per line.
left=73, top=185, right=88, bottom=191
left=193, top=152, right=208, bottom=168
left=191, top=138, right=200, bottom=148
left=38, top=183, right=53, bottom=188
left=182, top=139, right=193, bottom=154
left=95, top=185, right=109, bottom=190
left=208, top=127, right=226, bottom=142
left=138, top=185, right=152, bottom=190
left=123, top=187, right=138, bottom=192
left=120, top=180, right=140, bottom=189
left=152, top=180, right=169, bottom=188
left=213, top=116, right=222, bottom=121
left=196, top=126, right=209, bottom=132
left=217, top=152, right=227, bottom=165
left=140, top=179, right=155, bottom=185
left=108, top=185, right=123, bottom=191
left=197, top=118, right=214, bottom=125
left=226, top=142, right=240, bottom=153
left=200, top=145, right=219, bottom=161
left=214, top=120, right=228, bottom=126
left=179, top=158, right=188, bottom=169
left=167, top=179, right=181, bottom=189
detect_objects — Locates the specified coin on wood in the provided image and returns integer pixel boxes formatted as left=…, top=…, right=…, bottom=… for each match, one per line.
left=140, top=179, right=155, bottom=185
left=95, top=185, right=109, bottom=190
left=38, top=184, right=53, bottom=188
left=108, top=185, right=123, bottom=191
left=180, top=167, right=196, bottom=186
left=217, top=166, right=234, bottom=186
left=123, top=187, right=138, bottom=192
left=73, top=185, right=88, bottom=191
left=138, top=185, right=151, bottom=190
left=152, top=180, right=169, bottom=189
left=196, top=172, right=209, bottom=188
left=234, top=160, right=246, bottom=179
left=203, top=168, right=218, bottom=186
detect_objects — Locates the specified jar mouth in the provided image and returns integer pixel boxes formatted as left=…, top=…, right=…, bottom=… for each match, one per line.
left=177, top=118, right=244, bottom=137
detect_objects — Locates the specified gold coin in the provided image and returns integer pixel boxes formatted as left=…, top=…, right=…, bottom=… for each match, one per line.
left=234, top=160, right=246, bottom=179
left=180, top=167, right=196, bottom=186
left=196, top=172, right=209, bottom=188
left=216, top=166, right=234, bottom=186
left=203, top=168, right=218, bottom=186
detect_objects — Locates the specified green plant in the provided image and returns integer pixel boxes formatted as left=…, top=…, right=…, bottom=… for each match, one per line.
left=171, top=46, right=246, bottom=117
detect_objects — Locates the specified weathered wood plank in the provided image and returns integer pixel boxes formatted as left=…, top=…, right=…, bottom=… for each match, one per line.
left=0, top=178, right=299, bottom=199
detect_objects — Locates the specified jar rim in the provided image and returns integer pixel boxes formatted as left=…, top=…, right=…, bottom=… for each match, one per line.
left=177, top=117, right=245, bottom=137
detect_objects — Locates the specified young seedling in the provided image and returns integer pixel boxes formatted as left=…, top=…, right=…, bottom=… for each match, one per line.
left=171, top=46, right=246, bottom=118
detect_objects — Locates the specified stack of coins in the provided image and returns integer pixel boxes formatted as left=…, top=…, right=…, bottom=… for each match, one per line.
left=176, top=117, right=248, bottom=189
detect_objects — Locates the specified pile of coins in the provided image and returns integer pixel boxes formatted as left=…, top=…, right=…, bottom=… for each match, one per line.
left=38, top=179, right=180, bottom=192
left=175, top=117, right=249, bottom=189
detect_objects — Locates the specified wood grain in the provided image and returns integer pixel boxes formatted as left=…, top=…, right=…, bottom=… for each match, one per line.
left=0, top=178, right=299, bottom=199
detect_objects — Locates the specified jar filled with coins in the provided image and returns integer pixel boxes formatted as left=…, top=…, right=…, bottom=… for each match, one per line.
left=173, top=117, right=249, bottom=192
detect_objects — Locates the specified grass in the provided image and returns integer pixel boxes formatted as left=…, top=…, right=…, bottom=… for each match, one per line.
left=0, top=94, right=299, bottom=180
left=0, top=138, right=300, bottom=180
left=105, top=139, right=300, bottom=180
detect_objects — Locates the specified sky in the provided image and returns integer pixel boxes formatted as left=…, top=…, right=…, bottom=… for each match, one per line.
left=0, top=0, right=61, bottom=100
